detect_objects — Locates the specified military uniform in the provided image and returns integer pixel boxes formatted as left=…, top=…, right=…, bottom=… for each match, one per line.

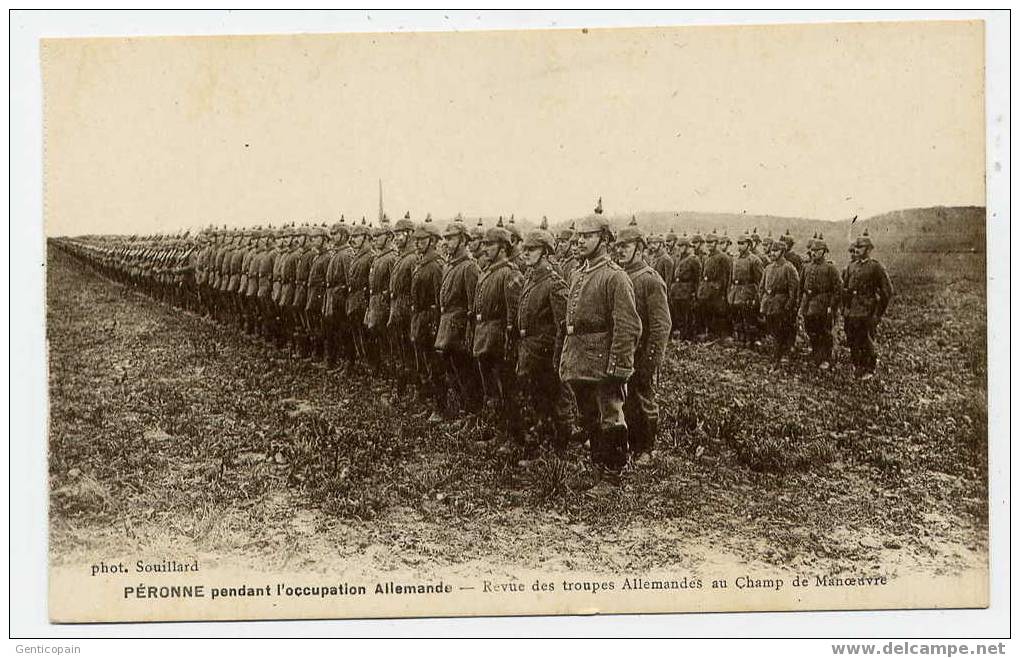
left=621, top=257, right=670, bottom=458
left=800, top=251, right=841, bottom=366
left=669, top=244, right=701, bottom=340
left=365, top=235, right=396, bottom=370
left=842, top=249, right=893, bottom=376
left=696, top=241, right=731, bottom=339
left=559, top=251, right=641, bottom=473
left=388, top=230, right=418, bottom=393
left=305, top=233, right=331, bottom=360
left=728, top=248, right=764, bottom=344
left=436, top=243, right=483, bottom=415
left=323, top=226, right=355, bottom=368
left=760, top=252, right=800, bottom=362
left=346, top=230, right=375, bottom=365
left=409, top=235, right=446, bottom=414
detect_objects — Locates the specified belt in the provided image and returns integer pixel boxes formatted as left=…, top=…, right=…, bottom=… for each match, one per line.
left=566, top=324, right=607, bottom=336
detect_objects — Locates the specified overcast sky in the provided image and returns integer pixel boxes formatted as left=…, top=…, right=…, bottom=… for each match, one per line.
left=42, top=20, right=984, bottom=236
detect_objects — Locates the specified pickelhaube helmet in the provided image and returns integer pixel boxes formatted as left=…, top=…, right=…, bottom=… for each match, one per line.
left=469, top=216, right=485, bottom=240
left=812, top=232, right=829, bottom=252
left=413, top=213, right=442, bottom=240
left=853, top=229, right=873, bottom=249
left=780, top=229, right=795, bottom=247
left=394, top=211, right=415, bottom=233
left=665, top=226, right=678, bottom=243
left=443, top=213, right=470, bottom=238
left=705, top=229, right=719, bottom=244
left=373, top=214, right=394, bottom=237
left=506, top=214, right=522, bottom=241
left=690, top=232, right=704, bottom=245
left=676, top=232, right=691, bottom=248
left=351, top=217, right=371, bottom=237
left=557, top=220, right=575, bottom=241
left=617, top=215, right=647, bottom=246
left=737, top=230, right=752, bottom=245
left=751, top=227, right=761, bottom=245
left=523, top=216, right=556, bottom=252
left=576, top=197, right=614, bottom=240
left=483, top=216, right=513, bottom=247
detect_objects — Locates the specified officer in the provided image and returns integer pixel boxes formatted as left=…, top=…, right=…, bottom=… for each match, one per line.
left=760, top=239, right=800, bottom=365
left=799, top=233, right=841, bottom=369
left=559, top=198, right=641, bottom=486
left=669, top=234, right=701, bottom=340
left=323, top=219, right=354, bottom=370
left=614, top=216, right=670, bottom=464
left=409, top=215, right=447, bottom=420
left=473, top=217, right=524, bottom=444
left=728, top=231, right=764, bottom=346
left=388, top=212, right=418, bottom=395
left=366, top=217, right=397, bottom=371
left=842, top=230, right=894, bottom=379
left=696, top=231, right=731, bottom=340
left=516, top=224, right=570, bottom=451
left=435, top=217, right=483, bottom=421
left=346, top=219, right=375, bottom=368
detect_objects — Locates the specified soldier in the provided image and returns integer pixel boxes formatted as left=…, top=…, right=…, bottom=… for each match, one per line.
left=289, top=227, right=318, bottom=358
left=255, top=229, right=280, bottom=345
left=241, top=229, right=263, bottom=335
left=728, top=231, right=764, bottom=346
left=270, top=228, right=294, bottom=349
left=227, top=230, right=249, bottom=330
left=472, top=218, right=524, bottom=444
left=365, top=218, right=397, bottom=371
left=647, top=230, right=674, bottom=288
left=559, top=199, right=641, bottom=485
left=780, top=230, right=804, bottom=276
left=696, top=231, right=731, bottom=340
left=614, top=216, right=671, bottom=464
left=516, top=225, right=570, bottom=451
left=553, top=220, right=578, bottom=283
left=436, top=218, right=483, bottom=421
left=323, top=220, right=354, bottom=370
left=468, top=216, right=487, bottom=268
left=506, top=215, right=526, bottom=272
left=759, top=240, right=800, bottom=365
left=304, top=227, right=332, bottom=362
left=664, top=227, right=678, bottom=261
left=346, top=219, right=375, bottom=368
left=669, top=234, right=701, bottom=340
left=842, top=230, right=894, bottom=379
left=388, top=212, right=418, bottom=394
left=410, top=216, right=447, bottom=420
left=800, top=233, right=841, bottom=369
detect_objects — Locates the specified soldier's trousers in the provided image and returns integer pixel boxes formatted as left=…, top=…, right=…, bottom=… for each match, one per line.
left=730, top=301, right=760, bottom=344
left=390, top=323, right=415, bottom=392
left=804, top=313, right=834, bottom=364
left=477, top=353, right=521, bottom=440
left=844, top=316, right=878, bottom=374
left=670, top=297, right=696, bottom=340
left=622, top=370, right=658, bottom=456
left=697, top=297, right=729, bottom=339
left=765, top=311, right=796, bottom=361
left=568, top=380, right=628, bottom=472
left=413, top=341, right=446, bottom=413
left=521, top=366, right=571, bottom=448
left=443, top=350, right=483, bottom=414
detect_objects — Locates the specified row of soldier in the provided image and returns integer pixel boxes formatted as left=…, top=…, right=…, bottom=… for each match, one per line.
left=55, top=202, right=892, bottom=486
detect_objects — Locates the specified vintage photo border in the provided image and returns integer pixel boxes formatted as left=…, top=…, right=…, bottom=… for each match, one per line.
left=9, top=8, right=1012, bottom=639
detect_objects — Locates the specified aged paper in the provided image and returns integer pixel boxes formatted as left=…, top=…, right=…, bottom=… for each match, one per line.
left=43, top=19, right=988, bottom=623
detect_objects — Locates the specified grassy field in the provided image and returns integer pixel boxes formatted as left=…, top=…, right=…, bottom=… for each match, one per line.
left=47, top=248, right=987, bottom=578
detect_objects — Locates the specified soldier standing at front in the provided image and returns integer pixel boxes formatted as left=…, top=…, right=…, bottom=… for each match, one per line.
left=304, top=227, right=332, bottom=362
left=346, top=220, right=375, bottom=368
left=410, top=216, right=447, bottom=420
left=647, top=231, right=674, bottom=290
left=800, top=233, right=841, bottom=369
left=728, top=231, right=764, bottom=346
left=365, top=218, right=397, bottom=372
left=435, top=219, right=483, bottom=422
left=515, top=225, right=569, bottom=452
left=323, top=220, right=353, bottom=370
left=759, top=240, right=800, bottom=365
left=669, top=234, right=701, bottom=340
left=842, top=230, right=894, bottom=379
left=388, top=213, right=419, bottom=396
left=614, top=217, right=670, bottom=464
left=696, top=232, right=731, bottom=341
left=473, top=220, right=524, bottom=444
left=559, top=199, right=641, bottom=486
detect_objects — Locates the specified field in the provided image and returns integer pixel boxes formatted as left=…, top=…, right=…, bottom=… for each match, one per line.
left=47, top=247, right=987, bottom=580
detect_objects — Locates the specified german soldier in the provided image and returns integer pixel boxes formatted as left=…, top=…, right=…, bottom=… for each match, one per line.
left=323, top=219, right=354, bottom=370
left=436, top=218, right=483, bottom=420
left=410, top=216, right=447, bottom=420
left=559, top=199, right=641, bottom=485
left=388, top=212, right=418, bottom=394
left=728, top=230, right=764, bottom=346
left=346, top=219, right=375, bottom=368
left=842, top=230, right=893, bottom=379
left=615, top=216, right=671, bottom=464
left=669, top=234, right=701, bottom=340
left=696, top=231, right=731, bottom=340
left=366, top=217, right=397, bottom=372
left=760, top=239, right=800, bottom=365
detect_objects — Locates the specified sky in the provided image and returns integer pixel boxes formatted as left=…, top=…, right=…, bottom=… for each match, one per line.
left=42, top=20, right=985, bottom=236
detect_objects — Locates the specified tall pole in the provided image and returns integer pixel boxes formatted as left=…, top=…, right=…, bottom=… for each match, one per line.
left=378, top=179, right=384, bottom=222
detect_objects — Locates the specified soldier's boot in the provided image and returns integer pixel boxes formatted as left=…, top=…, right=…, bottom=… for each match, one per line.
left=602, top=425, right=630, bottom=477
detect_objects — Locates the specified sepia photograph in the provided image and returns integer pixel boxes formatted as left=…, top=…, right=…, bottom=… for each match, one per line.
left=28, top=12, right=997, bottom=626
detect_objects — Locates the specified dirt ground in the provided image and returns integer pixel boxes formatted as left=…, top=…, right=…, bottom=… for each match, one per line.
left=47, top=248, right=988, bottom=583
